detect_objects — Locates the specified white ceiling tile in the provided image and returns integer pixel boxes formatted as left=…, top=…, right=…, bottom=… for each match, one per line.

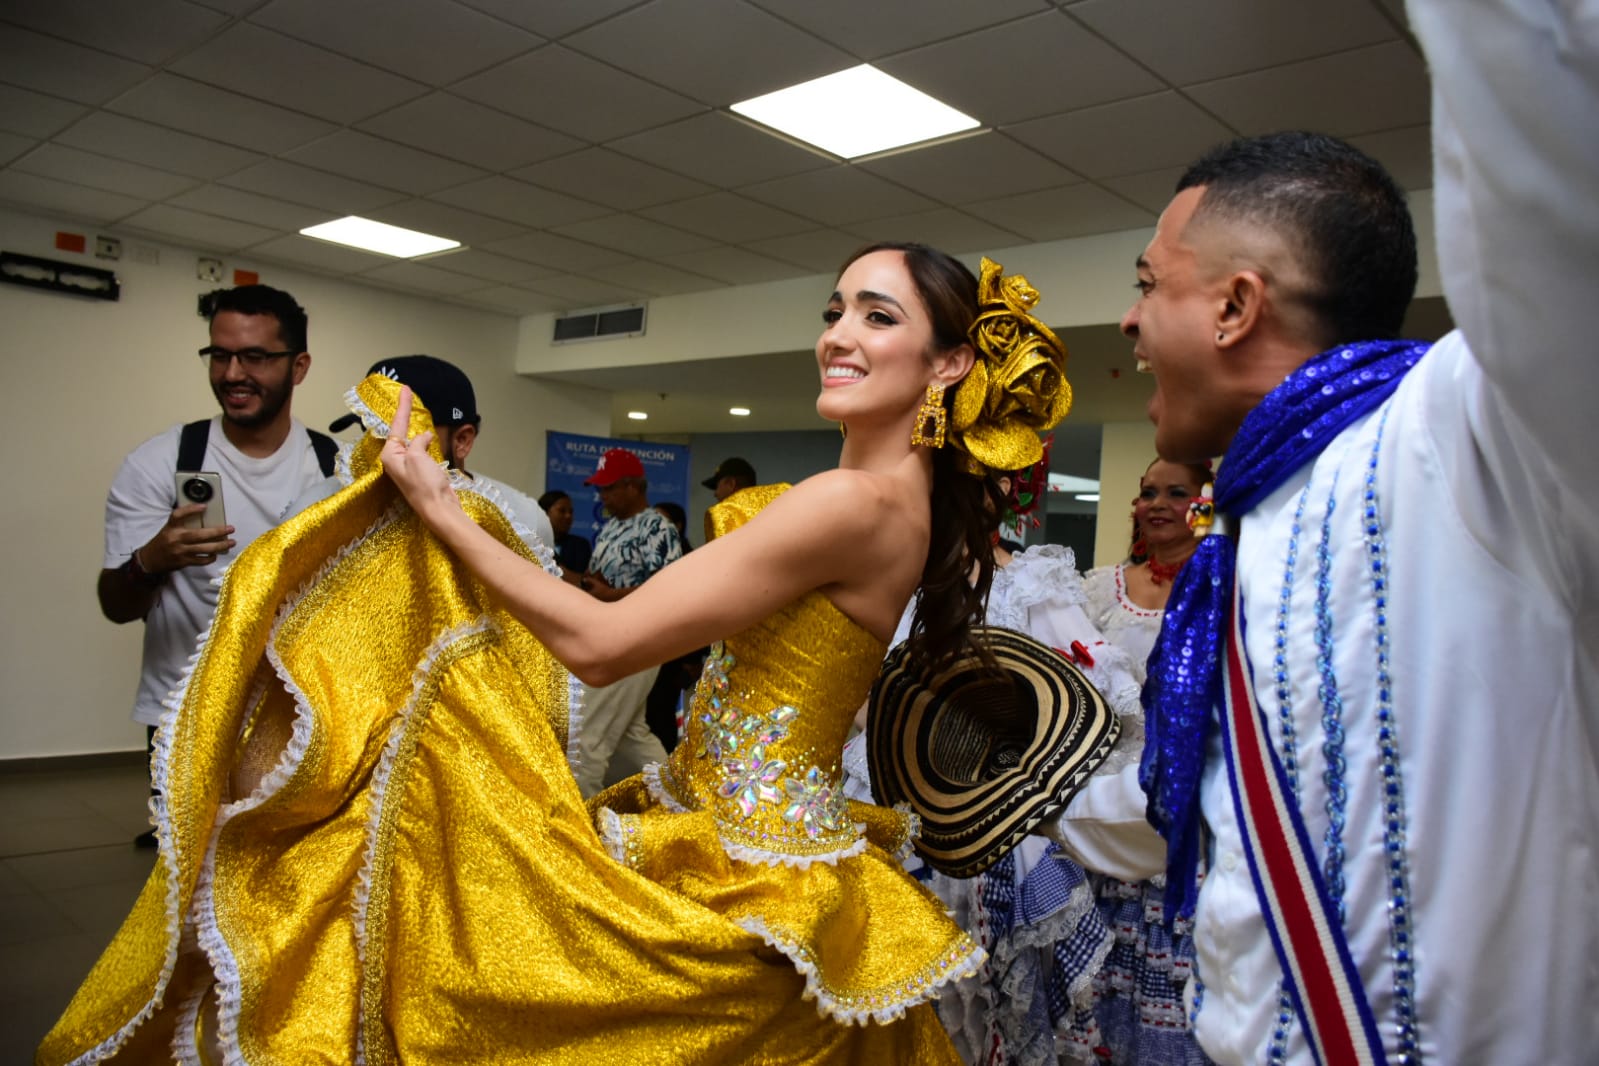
left=740, top=167, right=936, bottom=225
left=510, top=149, right=713, bottom=211
left=1348, top=125, right=1434, bottom=191
left=246, top=233, right=395, bottom=274
left=108, top=74, right=336, bottom=154
left=11, top=144, right=200, bottom=200
left=430, top=175, right=611, bottom=228
left=285, top=131, right=488, bottom=196
left=250, top=0, right=543, bottom=85
left=878, top=12, right=1163, bottom=126
left=523, top=274, right=648, bottom=308
left=0, top=170, right=147, bottom=222
left=1185, top=42, right=1430, bottom=137
left=53, top=113, right=264, bottom=179
left=1098, top=167, right=1185, bottom=214
left=861, top=132, right=1080, bottom=203
left=367, top=200, right=530, bottom=247
left=1006, top=92, right=1237, bottom=179
left=421, top=248, right=558, bottom=284
left=220, top=160, right=409, bottom=214
left=609, top=113, right=830, bottom=187
left=750, top=0, right=1053, bottom=60
left=359, top=260, right=490, bottom=295
left=659, top=246, right=812, bottom=285
left=358, top=93, right=582, bottom=172
left=118, top=204, right=278, bottom=252
left=0, top=85, right=89, bottom=139
left=453, top=45, right=705, bottom=142
left=0, top=131, right=36, bottom=166
left=742, top=228, right=867, bottom=273
left=0, top=27, right=152, bottom=104
left=845, top=207, right=1027, bottom=254
left=456, top=284, right=566, bottom=314
left=480, top=231, right=633, bottom=271
left=170, top=23, right=428, bottom=124
left=1068, top=0, right=1399, bottom=85
left=1, top=0, right=229, bottom=65
left=450, top=0, right=640, bottom=39
left=960, top=183, right=1155, bottom=241
left=168, top=184, right=332, bottom=230
left=640, top=192, right=814, bottom=243
left=565, top=0, right=850, bottom=106
left=584, top=259, right=724, bottom=298
left=552, top=214, right=720, bottom=258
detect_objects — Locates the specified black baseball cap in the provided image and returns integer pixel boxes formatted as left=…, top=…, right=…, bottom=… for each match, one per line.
left=702, top=456, right=756, bottom=490
left=330, top=354, right=479, bottom=432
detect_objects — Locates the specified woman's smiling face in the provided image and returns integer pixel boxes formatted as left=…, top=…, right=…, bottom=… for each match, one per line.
left=815, top=249, right=940, bottom=428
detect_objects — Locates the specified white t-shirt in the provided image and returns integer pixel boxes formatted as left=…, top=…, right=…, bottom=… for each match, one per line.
left=462, top=471, right=554, bottom=555
left=103, top=418, right=335, bottom=725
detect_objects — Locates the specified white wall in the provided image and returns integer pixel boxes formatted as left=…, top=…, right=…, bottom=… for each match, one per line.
left=0, top=205, right=609, bottom=759
left=1094, top=421, right=1161, bottom=569
left=516, top=190, right=1440, bottom=373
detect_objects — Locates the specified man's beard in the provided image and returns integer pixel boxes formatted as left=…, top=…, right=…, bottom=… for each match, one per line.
left=214, top=377, right=291, bottom=428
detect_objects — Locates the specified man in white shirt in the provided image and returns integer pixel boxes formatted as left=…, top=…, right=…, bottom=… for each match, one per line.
left=100, top=284, right=336, bottom=847
left=329, top=355, right=554, bottom=551
left=1115, top=2, right=1599, bottom=1062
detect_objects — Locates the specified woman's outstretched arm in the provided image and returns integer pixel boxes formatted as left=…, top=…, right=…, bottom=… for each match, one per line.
left=381, top=387, right=919, bottom=685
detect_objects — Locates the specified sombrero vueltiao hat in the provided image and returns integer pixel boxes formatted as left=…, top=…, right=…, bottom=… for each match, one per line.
left=866, top=626, right=1121, bottom=879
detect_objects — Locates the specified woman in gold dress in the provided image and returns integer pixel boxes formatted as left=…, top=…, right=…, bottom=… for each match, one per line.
left=40, top=243, right=1072, bottom=1065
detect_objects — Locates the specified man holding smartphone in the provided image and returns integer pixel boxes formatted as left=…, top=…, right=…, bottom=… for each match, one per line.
left=98, top=283, right=336, bottom=847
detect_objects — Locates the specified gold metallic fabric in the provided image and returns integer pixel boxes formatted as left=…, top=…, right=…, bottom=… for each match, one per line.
left=41, top=385, right=968, bottom=1064
left=952, top=257, right=1073, bottom=473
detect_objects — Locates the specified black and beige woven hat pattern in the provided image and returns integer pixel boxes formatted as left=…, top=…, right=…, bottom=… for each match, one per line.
left=867, top=626, right=1121, bottom=878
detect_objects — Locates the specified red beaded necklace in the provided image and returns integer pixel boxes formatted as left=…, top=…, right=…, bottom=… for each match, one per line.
left=1146, top=556, right=1186, bottom=586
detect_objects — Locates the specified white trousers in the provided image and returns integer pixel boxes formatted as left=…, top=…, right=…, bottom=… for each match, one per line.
left=574, top=667, right=666, bottom=797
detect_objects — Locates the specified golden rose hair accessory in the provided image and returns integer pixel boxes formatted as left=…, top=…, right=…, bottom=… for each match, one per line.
left=950, top=258, right=1072, bottom=474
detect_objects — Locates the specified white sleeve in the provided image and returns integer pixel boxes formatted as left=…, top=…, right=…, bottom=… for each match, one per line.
left=1038, top=763, right=1166, bottom=882
left=103, top=430, right=179, bottom=569
left=1408, top=0, right=1599, bottom=600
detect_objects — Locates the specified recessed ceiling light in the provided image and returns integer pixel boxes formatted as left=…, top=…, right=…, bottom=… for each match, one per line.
left=1075, top=493, right=1100, bottom=502
left=626, top=411, right=648, bottom=421
left=729, top=407, right=751, bottom=416
left=731, top=65, right=980, bottom=159
left=299, top=216, right=460, bottom=258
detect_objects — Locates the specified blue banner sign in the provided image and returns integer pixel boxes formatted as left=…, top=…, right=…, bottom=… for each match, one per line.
left=545, top=431, right=691, bottom=544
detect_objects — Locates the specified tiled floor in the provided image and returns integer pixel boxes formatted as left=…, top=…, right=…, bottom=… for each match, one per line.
left=1, top=756, right=155, bottom=1065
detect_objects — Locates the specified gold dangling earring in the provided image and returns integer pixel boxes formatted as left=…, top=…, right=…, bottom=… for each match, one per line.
left=910, top=384, right=947, bottom=448
left=839, top=422, right=847, bottom=439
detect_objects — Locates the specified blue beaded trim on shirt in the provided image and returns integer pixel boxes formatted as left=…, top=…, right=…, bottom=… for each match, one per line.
left=1313, top=468, right=1350, bottom=921
left=1364, top=407, right=1420, bottom=1063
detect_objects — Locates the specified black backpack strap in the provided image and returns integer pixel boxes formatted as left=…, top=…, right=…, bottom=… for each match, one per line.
left=177, top=418, right=210, bottom=472
left=307, top=428, right=338, bottom=477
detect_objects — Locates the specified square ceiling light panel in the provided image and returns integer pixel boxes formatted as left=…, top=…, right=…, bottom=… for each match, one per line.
left=299, top=216, right=461, bottom=258
left=731, top=65, right=980, bottom=160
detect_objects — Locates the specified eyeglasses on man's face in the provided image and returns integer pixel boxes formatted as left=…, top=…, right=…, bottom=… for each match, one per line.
left=199, top=346, right=298, bottom=368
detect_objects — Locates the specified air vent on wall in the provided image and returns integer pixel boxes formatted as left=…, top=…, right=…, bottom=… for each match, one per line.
left=551, top=303, right=647, bottom=344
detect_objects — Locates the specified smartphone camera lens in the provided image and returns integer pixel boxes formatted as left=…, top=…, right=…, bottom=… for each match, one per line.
left=182, top=477, right=214, bottom=503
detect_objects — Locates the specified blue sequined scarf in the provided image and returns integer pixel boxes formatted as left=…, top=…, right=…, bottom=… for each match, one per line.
left=1139, top=338, right=1431, bottom=920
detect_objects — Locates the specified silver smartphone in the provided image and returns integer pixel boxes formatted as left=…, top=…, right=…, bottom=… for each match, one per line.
left=175, top=471, right=226, bottom=530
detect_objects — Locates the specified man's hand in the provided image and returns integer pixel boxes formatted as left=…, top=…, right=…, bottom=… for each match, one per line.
left=98, top=504, right=237, bottom=623
left=141, top=503, right=236, bottom=573
left=579, top=571, right=633, bottom=602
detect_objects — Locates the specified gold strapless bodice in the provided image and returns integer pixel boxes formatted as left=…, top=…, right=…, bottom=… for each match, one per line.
left=656, top=513, right=886, bottom=859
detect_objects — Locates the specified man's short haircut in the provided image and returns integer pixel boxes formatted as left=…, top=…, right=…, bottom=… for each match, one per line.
left=537, top=490, right=570, bottom=511
left=1177, top=131, right=1417, bottom=345
left=205, top=284, right=309, bottom=353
